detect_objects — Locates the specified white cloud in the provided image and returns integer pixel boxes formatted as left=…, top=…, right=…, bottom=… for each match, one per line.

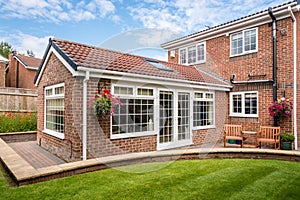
left=0, top=0, right=118, bottom=23
left=128, top=0, right=288, bottom=34
left=0, top=33, right=52, bottom=58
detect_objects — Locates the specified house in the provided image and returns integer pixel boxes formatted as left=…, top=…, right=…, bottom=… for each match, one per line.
left=161, top=0, right=300, bottom=150
left=34, top=38, right=231, bottom=161
left=6, top=53, right=41, bottom=89
left=0, top=55, right=9, bottom=87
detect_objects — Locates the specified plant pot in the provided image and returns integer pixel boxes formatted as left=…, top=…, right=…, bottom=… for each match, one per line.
left=228, top=139, right=235, bottom=144
left=235, top=140, right=242, bottom=145
left=280, top=141, right=292, bottom=150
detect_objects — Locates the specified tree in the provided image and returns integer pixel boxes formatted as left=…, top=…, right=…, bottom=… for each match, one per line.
left=0, top=41, right=14, bottom=58
left=26, top=49, right=35, bottom=57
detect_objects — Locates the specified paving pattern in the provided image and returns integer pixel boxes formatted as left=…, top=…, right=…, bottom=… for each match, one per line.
left=9, top=141, right=65, bottom=169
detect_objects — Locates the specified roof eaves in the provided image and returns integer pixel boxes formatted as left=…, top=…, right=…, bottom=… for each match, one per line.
left=51, top=40, right=78, bottom=71
left=34, top=38, right=52, bottom=84
left=195, top=66, right=231, bottom=87
left=13, top=54, right=28, bottom=68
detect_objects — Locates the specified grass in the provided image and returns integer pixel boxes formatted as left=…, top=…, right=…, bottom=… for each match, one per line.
left=0, top=159, right=300, bottom=200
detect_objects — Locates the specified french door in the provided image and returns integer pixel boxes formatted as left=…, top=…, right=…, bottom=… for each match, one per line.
left=158, top=90, right=191, bottom=150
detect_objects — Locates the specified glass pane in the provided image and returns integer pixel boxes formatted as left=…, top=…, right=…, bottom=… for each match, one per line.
left=188, top=46, right=196, bottom=64
left=159, top=91, right=174, bottom=143
left=180, top=49, right=186, bottom=64
left=178, top=93, right=190, bottom=141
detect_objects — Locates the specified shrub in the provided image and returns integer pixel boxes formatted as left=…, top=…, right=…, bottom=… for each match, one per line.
left=280, top=133, right=295, bottom=142
left=0, top=112, right=37, bottom=133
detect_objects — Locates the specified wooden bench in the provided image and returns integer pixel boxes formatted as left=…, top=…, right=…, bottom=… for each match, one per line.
left=257, top=126, right=280, bottom=150
left=224, top=124, right=243, bottom=148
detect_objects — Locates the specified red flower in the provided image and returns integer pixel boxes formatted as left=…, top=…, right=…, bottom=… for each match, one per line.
left=103, top=89, right=110, bottom=95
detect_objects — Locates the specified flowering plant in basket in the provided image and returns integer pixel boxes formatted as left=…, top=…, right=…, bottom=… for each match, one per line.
left=92, top=89, right=122, bottom=119
left=268, top=97, right=293, bottom=118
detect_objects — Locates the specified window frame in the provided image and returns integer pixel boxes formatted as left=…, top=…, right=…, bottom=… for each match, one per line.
left=179, top=42, right=206, bottom=65
left=229, top=91, right=258, bottom=118
left=192, top=91, right=215, bottom=130
left=230, top=27, right=258, bottom=57
left=111, top=84, right=156, bottom=139
left=44, top=83, right=65, bottom=139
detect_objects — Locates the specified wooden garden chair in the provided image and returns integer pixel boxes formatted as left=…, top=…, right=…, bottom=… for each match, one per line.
left=223, top=124, right=243, bottom=148
left=257, top=126, right=280, bottom=150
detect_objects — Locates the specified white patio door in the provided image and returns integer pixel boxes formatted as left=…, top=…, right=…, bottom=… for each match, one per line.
left=158, top=90, right=192, bottom=150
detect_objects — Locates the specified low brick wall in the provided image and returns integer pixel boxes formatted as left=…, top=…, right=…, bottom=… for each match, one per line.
left=0, top=145, right=299, bottom=186
left=0, top=131, right=36, bottom=143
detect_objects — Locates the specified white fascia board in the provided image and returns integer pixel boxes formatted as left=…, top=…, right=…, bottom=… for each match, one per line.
left=35, top=46, right=79, bottom=86
left=161, top=3, right=296, bottom=50
left=77, top=66, right=231, bottom=91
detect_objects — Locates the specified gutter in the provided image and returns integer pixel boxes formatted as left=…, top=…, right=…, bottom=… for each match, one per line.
left=268, top=7, right=278, bottom=127
left=77, top=66, right=232, bottom=91
left=82, top=71, right=90, bottom=160
left=230, top=74, right=273, bottom=84
left=289, top=6, right=298, bottom=150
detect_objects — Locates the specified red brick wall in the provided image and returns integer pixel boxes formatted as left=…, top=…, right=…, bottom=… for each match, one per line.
left=18, top=66, right=37, bottom=89
left=296, top=12, right=300, bottom=147
left=5, top=53, right=37, bottom=89
left=37, top=56, right=158, bottom=161
left=85, top=79, right=157, bottom=159
left=192, top=91, right=228, bottom=146
left=6, top=53, right=16, bottom=88
left=168, top=17, right=297, bottom=146
left=37, top=53, right=82, bottom=162
left=0, top=62, right=6, bottom=87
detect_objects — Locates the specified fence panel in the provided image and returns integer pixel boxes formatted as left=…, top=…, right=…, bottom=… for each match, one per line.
left=0, top=87, right=37, bottom=112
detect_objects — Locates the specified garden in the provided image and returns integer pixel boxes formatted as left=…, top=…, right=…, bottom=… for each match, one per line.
left=0, top=112, right=37, bottom=133
left=0, top=159, right=299, bottom=199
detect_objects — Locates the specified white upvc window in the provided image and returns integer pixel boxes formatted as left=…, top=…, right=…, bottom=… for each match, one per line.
left=230, top=28, right=258, bottom=56
left=179, top=42, right=206, bottom=65
left=44, top=83, right=65, bottom=139
left=230, top=91, right=258, bottom=117
left=193, top=92, right=215, bottom=129
left=111, top=85, right=156, bottom=139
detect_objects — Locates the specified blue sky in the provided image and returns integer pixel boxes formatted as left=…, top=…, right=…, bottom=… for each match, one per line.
left=0, top=0, right=289, bottom=59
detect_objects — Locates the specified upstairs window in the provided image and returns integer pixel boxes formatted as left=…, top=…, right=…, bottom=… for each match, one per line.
left=230, top=28, right=257, bottom=56
left=179, top=42, right=206, bottom=65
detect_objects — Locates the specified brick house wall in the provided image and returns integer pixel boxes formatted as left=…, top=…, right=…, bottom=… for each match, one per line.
left=296, top=11, right=300, bottom=147
left=6, top=53, right=37, bottom=89
left=167, top=17, right=296, bottom=139
left=37, top=53, right=82, bottom=161
left=0, top=61, right=6, bottom=87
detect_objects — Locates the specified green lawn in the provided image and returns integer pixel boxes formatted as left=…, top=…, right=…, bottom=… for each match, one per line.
left=1, top=159, right=299, bottom=200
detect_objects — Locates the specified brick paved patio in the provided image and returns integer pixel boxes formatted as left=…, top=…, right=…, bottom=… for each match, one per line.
left=9, top=141, right=65, bottom=169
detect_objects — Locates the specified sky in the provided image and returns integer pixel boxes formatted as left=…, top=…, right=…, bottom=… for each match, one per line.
left=0, top=0, right=291, bottom=60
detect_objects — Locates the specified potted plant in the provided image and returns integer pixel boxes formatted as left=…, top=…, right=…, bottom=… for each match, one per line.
left=280, top=133, right=295, bottom=150
left=91, top=89, right=123, bottom=120
left=268, top=98, right=293, bottom=118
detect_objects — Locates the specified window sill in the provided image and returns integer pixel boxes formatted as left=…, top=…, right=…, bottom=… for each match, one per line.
left=111, top=131, right=156, bottom=140
left=43, top=129, right=64, bottom=139
left=229, top=114, right=258, bottom=118
left=230, top=50, right=257, bottom=58
left=192, top=125, right=216, bottom=130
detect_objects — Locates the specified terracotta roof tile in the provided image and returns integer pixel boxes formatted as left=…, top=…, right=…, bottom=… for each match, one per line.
left=52, top=38, right=229, bottom=87
left=16, top=55, right=41, bottom=68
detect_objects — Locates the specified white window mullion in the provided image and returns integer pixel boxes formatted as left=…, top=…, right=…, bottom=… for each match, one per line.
left=174, top=91, right=178, bottom=142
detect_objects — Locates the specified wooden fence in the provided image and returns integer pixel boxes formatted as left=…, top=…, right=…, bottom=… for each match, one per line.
left=0, top=87, right=37, bottom=112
